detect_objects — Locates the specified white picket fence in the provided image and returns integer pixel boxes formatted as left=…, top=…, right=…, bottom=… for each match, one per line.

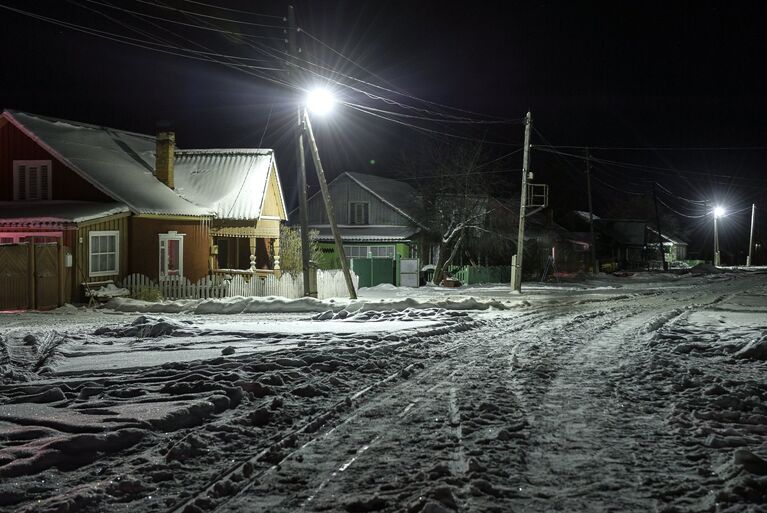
left=118, top=270, right=358, bottom=301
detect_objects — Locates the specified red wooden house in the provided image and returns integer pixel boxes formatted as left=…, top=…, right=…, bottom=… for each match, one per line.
left=0, top=110, right=287, bottom=307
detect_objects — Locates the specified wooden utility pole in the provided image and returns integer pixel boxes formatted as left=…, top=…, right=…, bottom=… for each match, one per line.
left=303, top=111, right=357, bottom=299
left=585, top=148, right=597, bottom=274
left=651, top=182, right=668, bottom=271
left=512, top=112, right=532, bottom=292
left=287, top=6, right=314, bottom=297
left=747, top=203, right=756, bottom=266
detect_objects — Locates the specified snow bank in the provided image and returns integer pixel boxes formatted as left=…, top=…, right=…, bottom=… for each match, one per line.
left=106, top=295, right=509, bottom=315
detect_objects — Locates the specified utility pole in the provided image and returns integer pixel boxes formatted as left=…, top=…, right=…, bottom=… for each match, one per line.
left=584, top=148, right=597, bottom=275
left=651, top=182, right=668, bottom=271
left=747, top=203, right=756, bottom=266
left=714, top=210, right=720, bottom=267
left=303, top=111, right=357, bottom=299
left=287, top=6, right=313, bottom=297
left=512, top=111, right=532, bottom=292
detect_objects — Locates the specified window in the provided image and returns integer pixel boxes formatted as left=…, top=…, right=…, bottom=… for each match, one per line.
left=369, top=245, right=395, bottom=258
left=159, top=232, right=185, bottom=278
left=89, top=231, right=119, bottom=277
left=349, top=202, right=369, bottom=225
left=343, top=245, right=395, bottom=258
left=13, top=160, right=52, bottom=200
left=344, top=245, right=368, bottom=258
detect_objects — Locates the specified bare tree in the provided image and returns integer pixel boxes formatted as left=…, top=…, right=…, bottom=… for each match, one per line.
left=399, top=143, right=498, bottom=285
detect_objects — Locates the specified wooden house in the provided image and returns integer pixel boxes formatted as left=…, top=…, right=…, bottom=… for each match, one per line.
left=293, top=172, right=426, bottom=269
left=0, top=110, right=287, bottom=307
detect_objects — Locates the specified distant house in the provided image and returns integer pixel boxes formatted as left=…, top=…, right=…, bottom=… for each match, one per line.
left=0, top=110, right=287, bottom=305
left=480, top=199, right=590, bottom=276
left=293, top=172, right=426, bottom=269
left=560, top=212, right=687, bottom=270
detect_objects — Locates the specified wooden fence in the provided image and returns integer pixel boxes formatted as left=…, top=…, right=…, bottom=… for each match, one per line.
left=118, top=269, right=358, bottom=301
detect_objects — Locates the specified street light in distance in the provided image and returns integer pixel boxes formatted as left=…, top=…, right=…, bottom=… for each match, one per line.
left=713, top=205, right=726, bottom=266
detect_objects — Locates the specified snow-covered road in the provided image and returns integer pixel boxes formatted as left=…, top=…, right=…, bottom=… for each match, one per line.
left=2, top=272, right=766, bottom=512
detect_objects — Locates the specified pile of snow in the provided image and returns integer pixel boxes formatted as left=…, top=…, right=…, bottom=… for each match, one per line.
left=85, top=283, right=130, bottom=298
left=689, top=262, right=726, bottom=275
left=106, top=295, right=509, bottom=315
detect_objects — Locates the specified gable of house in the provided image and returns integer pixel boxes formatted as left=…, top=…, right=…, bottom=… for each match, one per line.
left=304, top=172, right=420, bottom=227
left=0, top=116, right=112, bottom=203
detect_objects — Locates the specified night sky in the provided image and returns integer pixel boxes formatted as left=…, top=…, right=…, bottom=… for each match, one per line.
left=2, top=0, right=766, bottom=261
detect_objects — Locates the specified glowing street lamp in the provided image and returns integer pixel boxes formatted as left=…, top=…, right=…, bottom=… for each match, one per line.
left=713, top=205, right=726, bottom=266
left=296, top=88, right=357, bottom=299
left=306, top=88, right=335, bottom=116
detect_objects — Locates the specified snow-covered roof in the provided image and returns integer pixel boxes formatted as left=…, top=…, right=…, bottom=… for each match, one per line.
left=574, top=210, right=601, bottom=222
left=174, top=149, right=284, bottom=220
left=0, top=201, right=129, bottom=226
left=2, top=110, right=281, bottom=220
left=313, top=225, right=419, bottom=242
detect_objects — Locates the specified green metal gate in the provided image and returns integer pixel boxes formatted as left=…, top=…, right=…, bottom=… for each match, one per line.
left=350, top=258, right=395, bottom=288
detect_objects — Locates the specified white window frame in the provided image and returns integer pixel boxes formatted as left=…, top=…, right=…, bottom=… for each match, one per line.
left=369, top=245, right=395, bottom=258
left=343, top=244, right=396, bottom=259
left=89, top=230, right=120, bottom=277
left=13, top=160, right=52, bottom=201
left=348, top=202, right=370, bottom=225
left=159, top=232, right=185, bottom=279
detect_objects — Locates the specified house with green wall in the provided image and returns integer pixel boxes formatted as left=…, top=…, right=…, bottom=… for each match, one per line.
left=290, top=172, right=426, bottom=284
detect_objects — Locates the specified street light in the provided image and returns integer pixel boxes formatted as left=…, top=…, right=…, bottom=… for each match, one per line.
left=296, top=88, right=357, bottom=299
left=713, top=205, right=726, bottom=266
left=306, top=88, right=335, bottom=116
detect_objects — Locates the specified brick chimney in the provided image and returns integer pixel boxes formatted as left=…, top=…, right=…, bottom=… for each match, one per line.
left=155, top=131, right=175, bottom=189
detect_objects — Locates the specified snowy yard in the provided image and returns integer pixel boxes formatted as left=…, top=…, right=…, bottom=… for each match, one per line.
left=1, top=271, right=766, bottom=512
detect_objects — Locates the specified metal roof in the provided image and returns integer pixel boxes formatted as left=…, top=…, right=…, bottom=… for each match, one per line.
left=2, top=111, right=282, bottom=220
left=313, top=225, right=419, bottom=242
left=0, top=201, right=129, bottom=226
left=174, top=149, right=284, bottom=220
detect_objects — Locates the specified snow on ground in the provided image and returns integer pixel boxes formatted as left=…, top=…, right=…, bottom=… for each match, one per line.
left=1, top=269, right=766, bottom=512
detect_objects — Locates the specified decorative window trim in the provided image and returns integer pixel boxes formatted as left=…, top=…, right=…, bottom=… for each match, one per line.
left=159, top=231, right=185, bottom=278
left=348, top=202, right=370, bottom=225
left=89, top=230, right=119, bottom=277
left=13, top=160, right=52, bottom=200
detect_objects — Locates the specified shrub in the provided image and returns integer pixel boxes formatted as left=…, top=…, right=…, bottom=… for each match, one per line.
left=133, top=286, right=164, bottom=302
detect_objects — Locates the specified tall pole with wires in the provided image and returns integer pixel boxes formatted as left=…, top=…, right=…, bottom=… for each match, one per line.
left=585, top=148, right=597, bottom=274
left=303, top=111, right=357, bottom=299
left=512, top=112, right=532, bottom=292
left=747, top=203, right=756, bottom=266
left=651, top=182, right=668, bottom=271
left=288, top=5, right=314, bottom=297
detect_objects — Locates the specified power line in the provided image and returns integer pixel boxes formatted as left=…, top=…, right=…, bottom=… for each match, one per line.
left=535, top=146, right=767, bottom=184
left=299, top=27, right=521, bottom=123
left=0, top=3, right=285, bottom=72
left=179, top=0, right=284, bottom=19
left=79, top=0, right=286, bottom=36
left=130, top=0, right=287, bottom=29
left=535, top=144, right=767, bottom=151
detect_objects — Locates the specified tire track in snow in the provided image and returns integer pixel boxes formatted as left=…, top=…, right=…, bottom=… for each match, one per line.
left=211, top=308, right=581, bottom=512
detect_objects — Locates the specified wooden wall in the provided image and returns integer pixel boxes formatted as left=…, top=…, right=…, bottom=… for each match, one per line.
left=306, top=175, right=410, bottom=226
left=75, top=215, right=130, bottom=297
left=0, top=119, right=112, bottom=202
left=129, top=217, right=210, bottom=282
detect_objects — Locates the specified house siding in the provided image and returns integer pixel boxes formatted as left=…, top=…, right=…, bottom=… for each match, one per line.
left=307, top=176, right=411, bottom=226
left=75, top=215, right=130, bottom=289
left=0, top=119, right=112, bottom=202
left=129, top=217, right=210, bottom=281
